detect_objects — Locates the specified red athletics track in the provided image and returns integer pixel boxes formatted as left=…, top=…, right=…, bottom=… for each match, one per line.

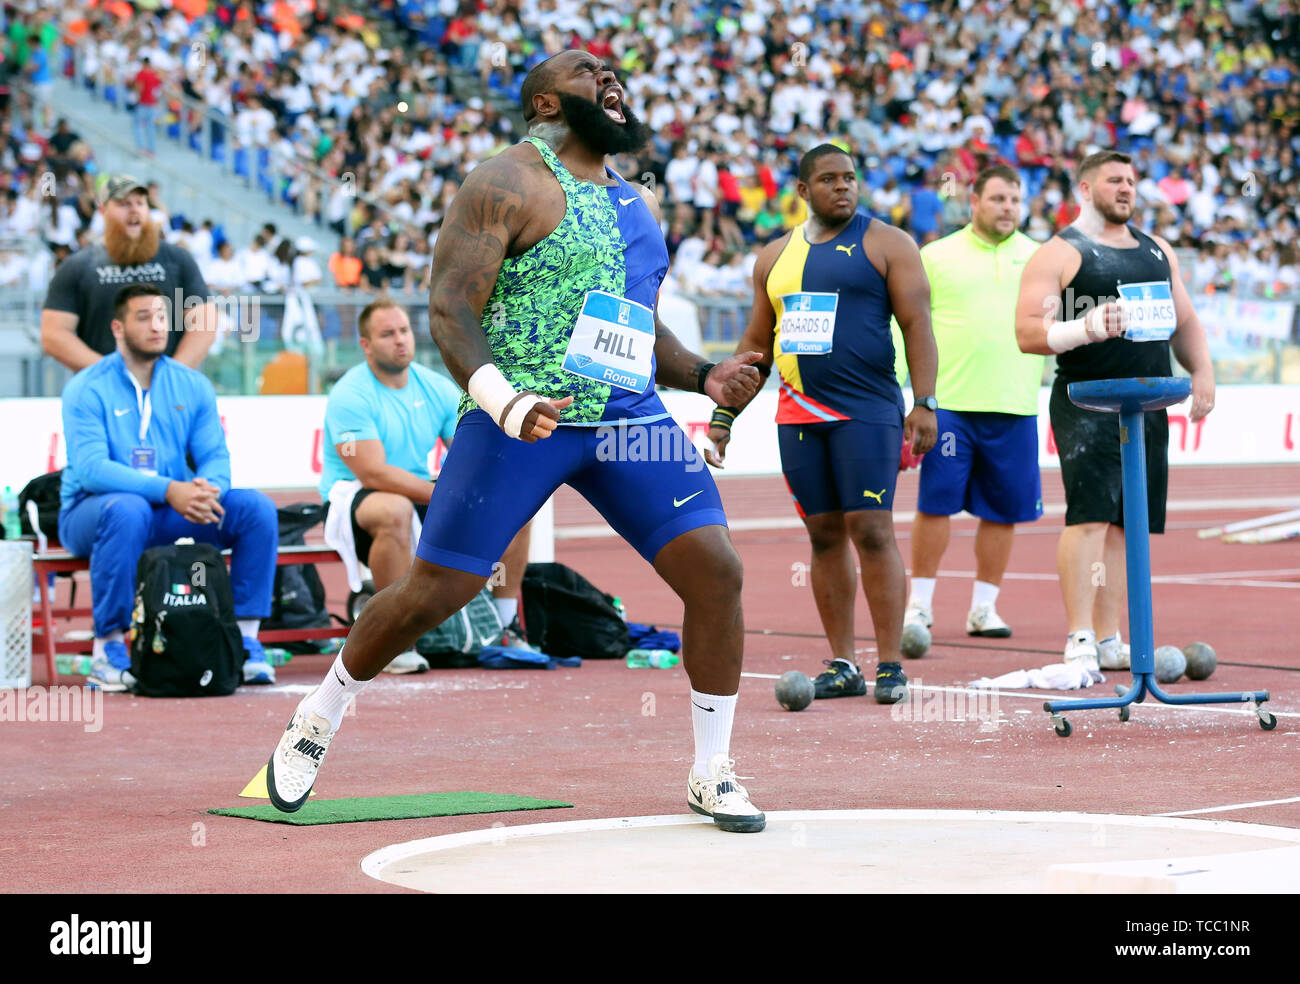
left=2, top=464, right=1297, bottom=893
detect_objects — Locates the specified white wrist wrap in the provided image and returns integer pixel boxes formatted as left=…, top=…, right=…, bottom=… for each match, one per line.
left=468, top=363, right=542, bottom=439
left=1046, top=318, right=1094, bottom=354
left=503, top=397, right=539, bottom=439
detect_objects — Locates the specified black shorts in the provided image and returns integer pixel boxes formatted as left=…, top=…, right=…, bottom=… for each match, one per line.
left=329, top=489, right=429, bottom=568
left=1050, top=379, right=1168, bottom=533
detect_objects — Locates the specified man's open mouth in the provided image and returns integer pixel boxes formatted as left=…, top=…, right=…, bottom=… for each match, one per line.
left=602, top=88, right=625, bottom=124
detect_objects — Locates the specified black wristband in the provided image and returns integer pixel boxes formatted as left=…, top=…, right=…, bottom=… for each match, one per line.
left=710, top=406, right=738, bottom=430
left=755, top=362, right=772, bottom=380
left=695, top=362, right=717, bottom=394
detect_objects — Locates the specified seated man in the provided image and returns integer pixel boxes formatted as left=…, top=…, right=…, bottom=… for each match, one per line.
left=320, top=298, right=532, bottom=673
left=59, top=283, right=279, bottom=690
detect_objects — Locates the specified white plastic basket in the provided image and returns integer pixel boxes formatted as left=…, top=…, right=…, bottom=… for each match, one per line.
left=1, top=540, right=33, bottom=689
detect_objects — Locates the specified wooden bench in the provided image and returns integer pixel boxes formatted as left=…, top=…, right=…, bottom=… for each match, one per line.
left=32, top=543, right=351, bottom=683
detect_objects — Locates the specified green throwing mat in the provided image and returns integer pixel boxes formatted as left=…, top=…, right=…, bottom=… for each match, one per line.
left=209, top=792, right=573, bottom=826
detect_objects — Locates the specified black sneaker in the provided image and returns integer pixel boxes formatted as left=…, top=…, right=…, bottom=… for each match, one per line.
left=501, top=617, right=539, bottom=652
left=812, top=659, right=868, bottom=699
left=873, top=661, right=909, bottom=705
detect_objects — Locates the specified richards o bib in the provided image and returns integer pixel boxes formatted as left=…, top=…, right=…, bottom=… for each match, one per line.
left=777, top=291, right=838, bottom=355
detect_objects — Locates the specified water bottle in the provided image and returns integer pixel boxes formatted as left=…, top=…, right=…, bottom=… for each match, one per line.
left=625, top=648, right=680, bottom=669
left=56, top=654, right=94, bottom=676
left=1, top=486, right=19, bottom=540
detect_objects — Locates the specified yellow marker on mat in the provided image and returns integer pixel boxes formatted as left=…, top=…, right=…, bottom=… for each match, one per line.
left=239, top=764, right=314, bottom=799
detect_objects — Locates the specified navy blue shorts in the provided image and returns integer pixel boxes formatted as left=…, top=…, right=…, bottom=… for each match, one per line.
left=416, top=411, right=728, bottom=576
left=917, top=409, right=1043, bottom=524
left=778, top=418, right=902, bottom=517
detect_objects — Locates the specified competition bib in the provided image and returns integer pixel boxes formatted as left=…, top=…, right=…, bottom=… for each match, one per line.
left=1118, top=280, right=1176, bottom=341
left=561, top=290, right=655, bottom=392
left=777, top=292, right=838, bottom=355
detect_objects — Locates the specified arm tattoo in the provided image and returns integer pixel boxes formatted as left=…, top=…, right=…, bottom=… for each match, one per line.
left=427, top=158, right=528, bottom=389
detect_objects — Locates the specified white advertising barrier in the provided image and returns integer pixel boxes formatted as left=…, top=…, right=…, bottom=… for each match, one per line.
left=660, top=384, right=1300, bottom=472
left=1195, top=295, right=1295, bottom=344
left=3, top=384, right=1299, bottom=493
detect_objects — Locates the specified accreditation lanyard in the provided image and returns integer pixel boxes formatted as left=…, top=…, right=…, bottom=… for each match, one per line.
left=126, top=372, right=153, bottom=443
left=125, top=371, right=156, bottom=474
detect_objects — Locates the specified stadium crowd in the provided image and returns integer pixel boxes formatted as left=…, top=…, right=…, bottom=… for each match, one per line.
left=2, top=0, right=1299, bottom=301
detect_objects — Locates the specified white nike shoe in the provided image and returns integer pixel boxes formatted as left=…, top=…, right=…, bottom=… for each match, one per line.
left=966, top=603, right=1012, bottom=638
left=1064, top=630, right=1100, bottom=673
left=687, top=753, right=766, bottom=833
left=904, top=602, right=933, bottom=629
left=383, top=650, right=430, bottom=674
left=1098, top=635, right=1131, bottom=670
left=267, top=703, right=335, bottom=813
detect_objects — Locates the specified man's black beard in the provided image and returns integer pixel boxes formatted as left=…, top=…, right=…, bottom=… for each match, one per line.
left=557, top=92, right=650, bottom=156
left=123, top=338, right=165, bottom=363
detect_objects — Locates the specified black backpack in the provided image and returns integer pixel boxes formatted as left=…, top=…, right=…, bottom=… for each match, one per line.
left=17, top=470, right=62, bottom=541
left=521, top=562, right=630, bottom=660
left=130, top=541, right=243, bottom=697
left=263, top=503, right=335, bottom=653
left=415, top=585, right=505, bottom=668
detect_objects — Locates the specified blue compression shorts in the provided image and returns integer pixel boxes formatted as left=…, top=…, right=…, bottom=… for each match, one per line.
left=416, top=411, right=728, bottom=576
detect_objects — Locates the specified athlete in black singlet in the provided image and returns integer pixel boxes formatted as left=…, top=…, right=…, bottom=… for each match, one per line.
left=1014, top=150, right=1215, bottom=672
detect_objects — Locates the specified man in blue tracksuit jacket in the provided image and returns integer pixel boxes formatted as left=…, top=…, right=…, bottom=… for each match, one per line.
left=59, top=282, right=278, bottom=690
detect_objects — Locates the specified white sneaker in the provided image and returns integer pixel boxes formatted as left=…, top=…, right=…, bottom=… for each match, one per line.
left=687, top=753, right=766, bottom=833
left=87, top=656, right=135, bottom=692
left=267, top=704, right=335, bottom=813
left=1064, top=631, right=1100, bottom=673
left=383, top=650, right=430, bottom=674
left=904, top=602, right=933, bottom=629
left=966, top=603, right=1012, bottom=638
left=1098, top=636, right=1131, bottom=670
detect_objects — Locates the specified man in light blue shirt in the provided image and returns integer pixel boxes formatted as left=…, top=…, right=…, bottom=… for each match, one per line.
left=321, top=298, right=533, bottom=672
left=59, top=283, right=278, bottom=690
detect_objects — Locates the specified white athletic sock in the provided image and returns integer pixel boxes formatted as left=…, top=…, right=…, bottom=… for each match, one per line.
left=93, top=630, right=125, bottom=663
left=237, top=618, right=261, bottom=640
left=691, top=689, right=737, bottom=776
left=494, top=597, right=518, bottom=625
left=302, top=653, right=369, bottom=733
left=1098, top=631, right=1122, bottom=647
left=909, top=576, right=936, bottom=608
left=970, top=580, right=1000, bottom=610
